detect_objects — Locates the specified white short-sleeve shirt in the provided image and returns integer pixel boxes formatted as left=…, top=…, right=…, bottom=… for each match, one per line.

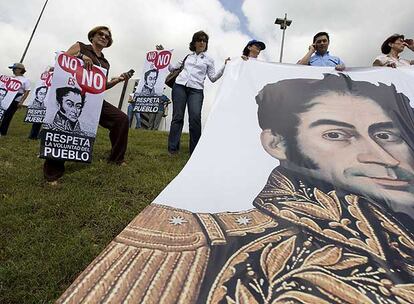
left=374, top=54, right=412, bottom=67
left=14, top=75, right=31, bottom=102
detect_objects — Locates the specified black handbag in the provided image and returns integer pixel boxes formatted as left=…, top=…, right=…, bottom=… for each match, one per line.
left=165, top=55, right=189, bottom=88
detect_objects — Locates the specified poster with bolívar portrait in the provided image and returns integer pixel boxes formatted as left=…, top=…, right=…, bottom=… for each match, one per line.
left=133, top=49, right=172, bottom=113
left=40, top=52, right=107, bottom=163
left=58, top=61, right=414, bottom=304
left=24, top=69, right=53, bottom=124
left=0, top=75, right=22, bottom=122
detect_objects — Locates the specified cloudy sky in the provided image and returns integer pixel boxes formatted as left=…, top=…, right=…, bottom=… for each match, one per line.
left=1, top=0, right=413, bottom=109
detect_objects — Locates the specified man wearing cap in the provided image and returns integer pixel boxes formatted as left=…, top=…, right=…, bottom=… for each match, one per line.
left=0, top=63, right=31, bottom=136
left=373, top=34, right=414, bottom=67
left=242, top=39, right=266, bottom=60
left=297, top=32, right=345, bottom=71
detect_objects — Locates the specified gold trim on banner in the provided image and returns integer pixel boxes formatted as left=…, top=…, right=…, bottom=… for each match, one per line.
left=57, top=204, right=211, bottom=303
left=196, top=213, right=227, bottom=245
left=207, top=229, right=296, bottom=304
left=215, top=209, right=278, bottom=237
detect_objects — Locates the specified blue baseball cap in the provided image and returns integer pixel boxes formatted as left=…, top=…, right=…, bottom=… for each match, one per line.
left=8, top=62, right=26, bottom=70
left=246, top=39, right=266, bottom=50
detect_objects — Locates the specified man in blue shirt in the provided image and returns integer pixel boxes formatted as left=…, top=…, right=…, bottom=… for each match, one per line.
left=297, top=32, right=345, bottom=71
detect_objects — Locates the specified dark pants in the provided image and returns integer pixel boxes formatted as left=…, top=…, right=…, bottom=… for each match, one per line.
left=148, top=111, right=163, bottom=130
left=0, top=101, right=19, bottom=135
left=28, top=123, right=42, bottom=139
left=43, top=100, right=129, bottom=181
left=168, top=84, right=203, bottom=154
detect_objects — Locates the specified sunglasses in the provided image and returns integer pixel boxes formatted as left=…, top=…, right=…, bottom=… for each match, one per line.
left=97, top=31, right=111, bottom=40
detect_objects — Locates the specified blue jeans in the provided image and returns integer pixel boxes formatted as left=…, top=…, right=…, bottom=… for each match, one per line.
left=127, top=103, right=141, bottom=128
left=168, top=84, right=204, bottom=154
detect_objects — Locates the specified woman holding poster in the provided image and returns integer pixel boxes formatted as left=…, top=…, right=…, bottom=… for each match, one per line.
left=167, top=31, right=230, bottom=155
left=43, top=26, right=132, bottom=183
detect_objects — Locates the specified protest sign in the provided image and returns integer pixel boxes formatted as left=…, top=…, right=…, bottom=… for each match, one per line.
left=24, top=70, right=53, bottom=123
left=58, top=62, right=414, bottom=303
left=40, top=52, right=107, bottom=163
left=133, top=49, right=172, bottom=113
left=0, top=75, right=22, bottom=122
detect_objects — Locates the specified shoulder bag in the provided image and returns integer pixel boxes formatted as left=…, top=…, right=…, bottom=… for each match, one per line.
left=165, top=55, right=189, bottom=88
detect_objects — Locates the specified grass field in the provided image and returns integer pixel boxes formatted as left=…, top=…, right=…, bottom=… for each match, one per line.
left=0, top=109, right=189, bottom=303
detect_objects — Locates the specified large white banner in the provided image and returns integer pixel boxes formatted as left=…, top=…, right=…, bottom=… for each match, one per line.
left=40, top=53, right=107, bottom=163
left=133, top=49, right=172, bottom=113
left=24, top=69, right=53, bottom=124
left=0, top=75, right=22, bottom=122
left=58, top=61, right=414, bottom=304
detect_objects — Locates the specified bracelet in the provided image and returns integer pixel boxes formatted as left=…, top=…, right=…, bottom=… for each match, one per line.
left=77, top=53, right=84, bottom=60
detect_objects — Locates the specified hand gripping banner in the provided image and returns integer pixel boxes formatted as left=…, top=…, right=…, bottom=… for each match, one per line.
left=58, top=61, right=414, bottom=304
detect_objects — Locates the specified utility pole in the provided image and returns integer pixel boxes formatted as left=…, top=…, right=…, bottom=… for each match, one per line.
left=275, top=13, right=292, bottom=63
left=20, top=0, right=49, bottom=63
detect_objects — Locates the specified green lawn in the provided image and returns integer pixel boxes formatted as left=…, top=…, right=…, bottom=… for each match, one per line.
left=0, top=109, right=189, bottom=304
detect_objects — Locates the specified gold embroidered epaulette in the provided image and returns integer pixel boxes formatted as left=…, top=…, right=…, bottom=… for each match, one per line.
left=57, top=204, right=278, bottom=303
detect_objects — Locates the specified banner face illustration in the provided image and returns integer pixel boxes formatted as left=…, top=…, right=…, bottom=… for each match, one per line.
left=24, top=70, right=53, bottom=123
left=40, top=53, right=107, bottom=163
left=58, top=62, right=414, bottom=304
left=133, top=49, right=172, bottom=113
left=0, top=75, right=22, bottom=122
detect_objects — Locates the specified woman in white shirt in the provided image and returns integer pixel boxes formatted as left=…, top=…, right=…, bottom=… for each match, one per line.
left=168, top=31, right=229, bottom=155
left=373, top=34, right=414, bottom=68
